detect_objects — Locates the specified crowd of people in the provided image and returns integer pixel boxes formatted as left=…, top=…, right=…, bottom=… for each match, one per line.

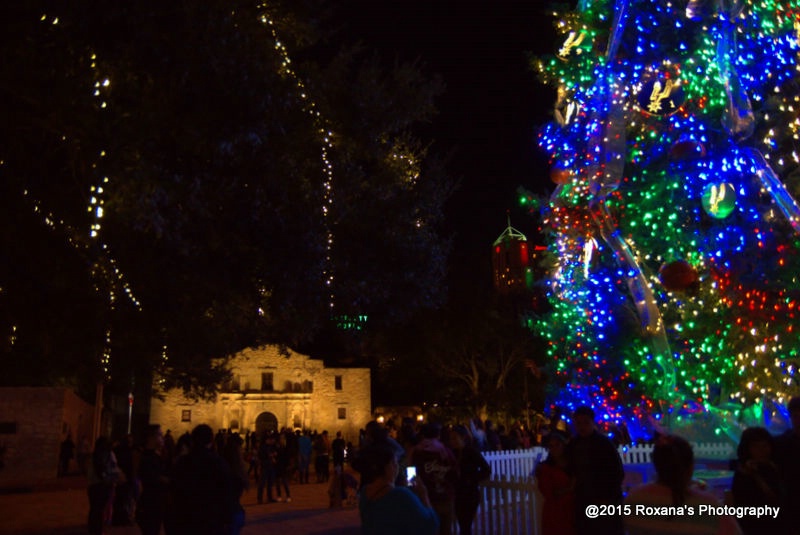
left=83, top=425, right=355, bottom=535
left=535, top=398, right=800, bottom=535
left=351, top=418, right=492, bottom=535
left=80, top=417, right=498, bottom=535
left=75, top=395, right=800, bottom=535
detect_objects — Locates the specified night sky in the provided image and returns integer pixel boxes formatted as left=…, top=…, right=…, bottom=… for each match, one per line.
left=330, top=1, right=558, bottom=290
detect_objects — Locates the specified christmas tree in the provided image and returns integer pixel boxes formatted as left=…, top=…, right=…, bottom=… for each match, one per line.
left=529, top=0, right=800, bottom=440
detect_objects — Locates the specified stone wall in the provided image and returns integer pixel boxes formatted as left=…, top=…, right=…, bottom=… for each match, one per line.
left=0, top=387, right=94, bottom=487
left=150, top=345, right=372, bottom=444
left=311, top=367, right=372, bottom=441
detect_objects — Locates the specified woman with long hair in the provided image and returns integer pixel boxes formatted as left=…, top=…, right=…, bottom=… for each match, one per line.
left=732, top=427, right=785, bottom=534
left=624, top=434, right=741, bottom=535
left=450, top=425, right=491, bottom=535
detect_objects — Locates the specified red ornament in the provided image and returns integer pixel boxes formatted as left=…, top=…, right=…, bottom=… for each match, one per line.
left=669, top=139, right=707, bottom=161
left=550, top=166, right=571, bottom=184
left=659, top=260, right=699, bottom=292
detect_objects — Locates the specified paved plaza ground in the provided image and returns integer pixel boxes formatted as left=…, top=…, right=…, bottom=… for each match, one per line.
left=0, top=474, right=360, bottom=535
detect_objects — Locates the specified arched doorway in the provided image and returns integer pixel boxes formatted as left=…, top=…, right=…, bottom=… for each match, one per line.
left=255, top=412, right=278, bottom=436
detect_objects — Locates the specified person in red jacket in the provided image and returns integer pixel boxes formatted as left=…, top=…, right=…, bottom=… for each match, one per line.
left=535, top=430, right=575, bottom=535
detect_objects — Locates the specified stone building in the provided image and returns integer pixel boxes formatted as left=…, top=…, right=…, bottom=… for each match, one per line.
left=150, top=345, right=371, bottom=442
left=0, top=387, right=94, bottom=487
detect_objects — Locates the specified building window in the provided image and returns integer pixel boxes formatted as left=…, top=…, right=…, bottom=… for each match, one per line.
left=338, top=408, right=347, bottom=420
left=261, top=372, right=274, bottom=391
left=335, top=375, right=343, bottom=390
left=181, top=410, right=191, bottom=422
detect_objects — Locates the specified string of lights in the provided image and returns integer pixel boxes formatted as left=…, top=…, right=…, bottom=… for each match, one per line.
left=259, top=6, right=337, bottom=311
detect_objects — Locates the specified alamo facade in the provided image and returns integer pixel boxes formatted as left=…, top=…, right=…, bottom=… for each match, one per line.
left=149, top=345, right=372, bottom=442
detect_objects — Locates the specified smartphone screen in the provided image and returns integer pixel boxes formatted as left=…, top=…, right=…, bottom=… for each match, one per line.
left=406, top=465, right=417, bottom=485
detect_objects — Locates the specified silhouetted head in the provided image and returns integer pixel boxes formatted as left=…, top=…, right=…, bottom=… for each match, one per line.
left=452, top=425, right=472, bottom=448
left=353, top=442, right=396, bottom=485
left=144, top=424, right=163, bottom=450
left=653, top=434, right=694, bottom=505
left=737, top=427, right=773, bottom=462
left=191, top=424, right=214, bottom=449
left=572, top=406, right=595, bottom=438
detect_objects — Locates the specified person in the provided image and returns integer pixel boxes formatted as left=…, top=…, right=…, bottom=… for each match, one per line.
left=332, top=431, right=347, bottom=473
left=535, top=431, right=575, bottom=535
left=775, top=396, right=800, bottom=535
left=87, top=436, right=122, bottom=535
left=497, top=424, right=512, bottom=450
left=450, top=425, right=491, bottom=535
left=173, top=432, right=192, bottom=460
left=731, top=426, right=785, bottom=534
left=624, top=434, right=742, bottom=535
left=485, top=420, right=501, bottom=451
left=274, top=432, right=292, bottom=502
left=215, top=429, right=227, bottom=453
left=162, top=429, right=175, bottom=469
left=112, top=434, right=137, bottom=526
left=469, top=418, right=487, bottom=452
left=397, top=419, right=419, bottom=488
left=246, top=440, right=259, bottom=485
left=136, top=424, right=168, bottom=535
left=359, top=420, right=406, bottom=486
left=314, top=430, right=331, bottom=483
left=297, top=430, right=312, bottom=484
left=410, top=423, right=459, bottom=535
left=167, top=424, right=235, bottom=535
left=59, top=434, right=75, bottom=477
left=222, top=433, right=249, bottom=535
left=285, top=428, right=299, bottom=478
left=256, top=432, right=278, bottom=504
left=163, top=432, right=190, bottom=535
left=356, top=441, right=439, bottom=535
left=565, top=406, right=624, bottom=535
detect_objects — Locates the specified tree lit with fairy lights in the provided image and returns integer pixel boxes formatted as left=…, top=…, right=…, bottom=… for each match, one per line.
left=0, top=2, right=448, bottom=397
left=527, top=0, right=800, bottom=440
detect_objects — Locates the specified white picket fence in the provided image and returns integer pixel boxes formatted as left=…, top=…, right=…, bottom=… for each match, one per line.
left=481, top=448, right=547, bottom=480
left=468, top=442, right=736, bottom=535
left=472, top=475, right=541, bottom=535
left=483, top=441, right=735, bottom=477
left=617, top=441, right=734, bottom=464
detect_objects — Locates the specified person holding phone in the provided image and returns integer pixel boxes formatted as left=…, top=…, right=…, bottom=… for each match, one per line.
left=410, top=423, right=459, bottom=535
left=356, top=442, right=439, bottom=535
